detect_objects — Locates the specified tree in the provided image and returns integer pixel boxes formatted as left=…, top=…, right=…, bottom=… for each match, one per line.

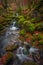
left=1, top=0, right=8, bottom=9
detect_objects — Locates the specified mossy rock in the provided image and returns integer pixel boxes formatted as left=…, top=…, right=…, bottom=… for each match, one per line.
left=22, top=61, right=38, bottom=65
left=5, top=44, right=18, bottom=51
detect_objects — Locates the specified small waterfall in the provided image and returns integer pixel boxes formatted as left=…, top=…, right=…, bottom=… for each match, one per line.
left=13, top=22, right=16, bottom=26
left=0, top=19, right=20, bottom=63
left=10, top=21, right=18, bottom=31
left=0, top=20, right=19, bottom=50
left=16, top=13, right=19, bottom=16
left=5, top=20, right=19, bottom=46
left=17, top=46, right=24, bottom=54
left=29, top=47, right=39, bottom=54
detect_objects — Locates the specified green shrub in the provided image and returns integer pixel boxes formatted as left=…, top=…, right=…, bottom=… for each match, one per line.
left=33, top=33, right=43, bottom=40
left=36, top=22, right=43, bottom=30
left=25, top=23, right=35, bottom=33
left=39, top=40, right=43, bottom=45
left=23, top=20, right=30, bottom=26
left=17, top=17, right=25, bottom=28
left=19, top=29, right=26, bottom=36
left=30, top=17, right=36, bottom=23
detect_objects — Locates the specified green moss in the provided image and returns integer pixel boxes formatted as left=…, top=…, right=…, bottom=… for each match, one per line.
left=22, top=61, right=38, bottom=65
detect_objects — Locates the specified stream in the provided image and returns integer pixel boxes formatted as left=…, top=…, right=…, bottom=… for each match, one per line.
left=0, top=20, right=19, bottom=56
left=0, top=19, right=43, bottom=65
left=0, top=20, right=34, bottom=65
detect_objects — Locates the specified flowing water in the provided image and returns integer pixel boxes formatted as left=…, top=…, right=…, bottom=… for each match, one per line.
left=0, top=20, right=34, bottom=65
left=0, top=19, right=43, bottom=65
left=0, top=21, right=19, bottom=56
